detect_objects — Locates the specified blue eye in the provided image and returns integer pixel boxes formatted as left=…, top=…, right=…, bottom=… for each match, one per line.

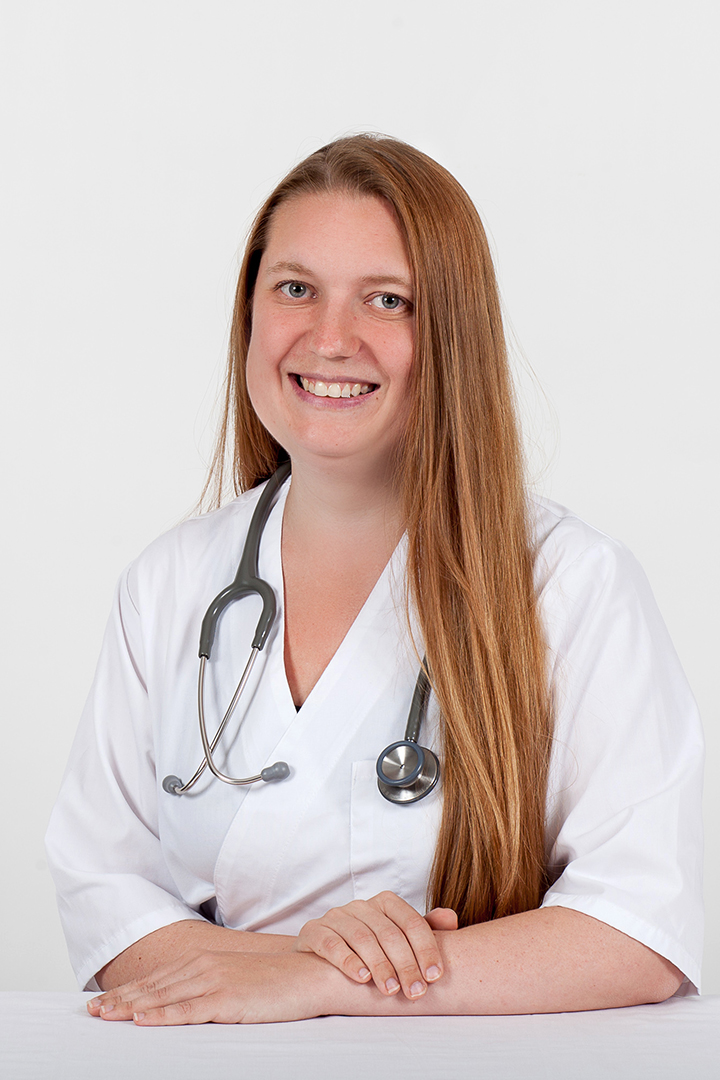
left=279, top=281, right=309, bottom=299
left=371, top=293, right=405, bottom=310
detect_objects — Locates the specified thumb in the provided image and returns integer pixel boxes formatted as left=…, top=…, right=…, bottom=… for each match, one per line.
left=424, top=907, right=459, bottom=931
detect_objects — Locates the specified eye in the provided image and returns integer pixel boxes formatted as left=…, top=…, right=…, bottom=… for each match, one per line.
left=278, top=281, right=311, bottom=299
left=369, top=293, right=410, bottom=311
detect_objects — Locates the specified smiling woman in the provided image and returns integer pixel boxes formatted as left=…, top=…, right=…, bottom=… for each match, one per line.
left=45, top=134, right=703, bottom=1026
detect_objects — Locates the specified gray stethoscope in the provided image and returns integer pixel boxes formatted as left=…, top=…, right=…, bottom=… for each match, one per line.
left=162, top=462, right=439, bottom=805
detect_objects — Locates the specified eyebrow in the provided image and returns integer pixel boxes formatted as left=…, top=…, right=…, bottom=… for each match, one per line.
left=264, top=260, right=413, bottom=292
left=264, top=261, right=309, bottom=276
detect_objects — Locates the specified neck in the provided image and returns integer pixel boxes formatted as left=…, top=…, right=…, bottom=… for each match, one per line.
left=282, top=453, right=405, bottom=551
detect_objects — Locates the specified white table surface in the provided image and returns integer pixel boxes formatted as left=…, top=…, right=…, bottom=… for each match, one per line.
left=1, top=993, right=718, bottom=1080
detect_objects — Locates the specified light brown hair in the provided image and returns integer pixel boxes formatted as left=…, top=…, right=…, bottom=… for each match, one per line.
left=204, top=134, right=553, bottom=926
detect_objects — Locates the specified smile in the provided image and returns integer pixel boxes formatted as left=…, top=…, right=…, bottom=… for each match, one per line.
left=296, top=376, right=376, bottom=399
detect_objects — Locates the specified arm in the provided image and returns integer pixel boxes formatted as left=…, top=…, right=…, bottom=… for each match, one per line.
left=405, top=907, right=683, bottom=1015
left=295, top=893, right=684, bottom=1009
left=96, top=920, right=296, bottom=990
left=88, top=905, right=683, bottom=1024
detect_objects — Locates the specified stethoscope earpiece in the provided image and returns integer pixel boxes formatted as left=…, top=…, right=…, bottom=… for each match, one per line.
left=376, top=740, right=440, bottom=804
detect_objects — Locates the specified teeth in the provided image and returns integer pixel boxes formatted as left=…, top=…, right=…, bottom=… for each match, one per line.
left=299, top=377, right=373, bottom=398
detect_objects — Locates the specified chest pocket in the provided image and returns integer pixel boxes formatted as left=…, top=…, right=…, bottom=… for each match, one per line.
left=349, top=759, right=443, bottom=914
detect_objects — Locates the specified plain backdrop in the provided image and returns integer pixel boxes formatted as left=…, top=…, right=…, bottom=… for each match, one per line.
left=1, top=0, right=718, bottom=993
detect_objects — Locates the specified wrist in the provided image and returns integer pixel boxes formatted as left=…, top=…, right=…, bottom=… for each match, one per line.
left=296, top=950, right=348, bottom=1016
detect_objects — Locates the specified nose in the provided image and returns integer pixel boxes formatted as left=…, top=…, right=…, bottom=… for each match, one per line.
left=306, top=299, right=359, bottom=360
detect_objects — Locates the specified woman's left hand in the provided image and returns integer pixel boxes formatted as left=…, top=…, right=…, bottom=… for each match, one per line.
left=295, top=891, right=458, bottom=1000
left=87, top=949, right=331, bottom=1025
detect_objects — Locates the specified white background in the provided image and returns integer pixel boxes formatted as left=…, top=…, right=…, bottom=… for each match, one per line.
left=1, top=0, right=718, bottom=993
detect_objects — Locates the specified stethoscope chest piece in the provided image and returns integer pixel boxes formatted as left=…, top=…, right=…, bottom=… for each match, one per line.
left=376, top=740, right=440, bottom=804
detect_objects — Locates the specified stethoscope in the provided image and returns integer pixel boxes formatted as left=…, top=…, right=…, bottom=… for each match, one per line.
left=162, top=461, right=439, bottom=804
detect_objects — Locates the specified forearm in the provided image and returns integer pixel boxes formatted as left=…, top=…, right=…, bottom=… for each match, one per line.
left=311, top=907, right=684, bottom=1016
left=97, top=919, right=295, bottom=990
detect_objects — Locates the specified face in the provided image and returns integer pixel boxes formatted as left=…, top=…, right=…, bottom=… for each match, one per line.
left=245, top=191, right=415, bottom=477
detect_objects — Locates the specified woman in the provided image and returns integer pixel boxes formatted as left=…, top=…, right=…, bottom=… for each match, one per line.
left=46, top=135, right=703, bottom=1024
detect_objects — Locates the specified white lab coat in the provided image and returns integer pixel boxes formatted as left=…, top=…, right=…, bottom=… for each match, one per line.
left=46, top=477, right=704, bottom=993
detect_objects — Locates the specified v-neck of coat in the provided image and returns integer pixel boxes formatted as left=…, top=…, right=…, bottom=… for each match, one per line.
left=259, top=474, right=408, bottom=724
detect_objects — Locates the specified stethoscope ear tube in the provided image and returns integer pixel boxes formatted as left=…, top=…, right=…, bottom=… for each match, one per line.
left=198, top=461, right=291, bottom=659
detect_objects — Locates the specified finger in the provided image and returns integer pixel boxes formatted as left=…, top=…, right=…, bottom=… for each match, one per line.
left=101, top=974, right=207, bottom=1021
left=92, top=961, right=201, bottom=1021
left=321, top=899, right=423, bottom=1001
left=354, top=906, right=429, bottom=1000
left=297, top=930, right=373, bottom=984
left=89, top=962, right=179, bottom=1014
left=299, top=913, right=394, bottom=991
left=133, top=997, right=216, bottom=1027
left=370, top=893, right=447, bottom=994
left=424, top=907, right=459, bottom=933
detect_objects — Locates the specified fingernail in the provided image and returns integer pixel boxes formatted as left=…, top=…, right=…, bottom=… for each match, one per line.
left=88, top=997, right=101, bottom=1008
left=426, top=965, right=441, bottom=981
left=410, top=980, right=426, bottom=997
left=358, top=967, right=371, bottom=980
left=385, top=977, right=400, bottom=994
left=99, top=1004, right=114, bottom=1015
left=134, top=1012, right=145, bottom=1022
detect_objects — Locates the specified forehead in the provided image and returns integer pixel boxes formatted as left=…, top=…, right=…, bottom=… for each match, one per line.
left=262, top=191, right=411, bottom=278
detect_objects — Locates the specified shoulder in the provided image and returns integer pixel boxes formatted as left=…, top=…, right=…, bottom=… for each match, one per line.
left=527, top=494, right=673, bottom=656
left=530, top=494, right=643, bottom=599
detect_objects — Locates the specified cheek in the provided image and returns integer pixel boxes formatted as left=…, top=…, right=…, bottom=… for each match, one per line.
left=246, top=307, right=296, bottom=380
left=245, top=311, right=284, bottom=396
left=245, top=321, right=299, bottom=447
left=245, top=344, right=275, bottom=430
left=391, top=331, right=415, bottom=396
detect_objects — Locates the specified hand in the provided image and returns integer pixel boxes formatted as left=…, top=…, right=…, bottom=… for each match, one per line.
left=295, top=891, right=458, bottom=1000
left=87, top=950, right=330, bottom=1026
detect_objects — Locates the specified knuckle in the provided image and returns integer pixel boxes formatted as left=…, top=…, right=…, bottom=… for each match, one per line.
left=403, top=911, right=427, bottom=932
left=349, top=927, right=375, bottom=949
left=374, top=891, right=395, bottom=905
left=379, top=924, right=405, bottom=948
left=345, top=901, right=367, bottom=917
left=398, top=960, right=421, bottom=979
left=324, top=935, right=347, bottom=957
left=296, top=923, right=316, bottom=947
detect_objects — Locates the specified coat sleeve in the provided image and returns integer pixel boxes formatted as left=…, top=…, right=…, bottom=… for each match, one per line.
left=45, top=567, right=206, bottom=991
left=538, top=534, right=704, bottom=992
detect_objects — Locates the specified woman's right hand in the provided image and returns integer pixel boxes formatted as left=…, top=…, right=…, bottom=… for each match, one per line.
left=295, top=891, right=458, bottom=1000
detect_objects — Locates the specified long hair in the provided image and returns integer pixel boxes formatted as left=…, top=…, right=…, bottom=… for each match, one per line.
left=203, top=135, right=553, bottom=925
